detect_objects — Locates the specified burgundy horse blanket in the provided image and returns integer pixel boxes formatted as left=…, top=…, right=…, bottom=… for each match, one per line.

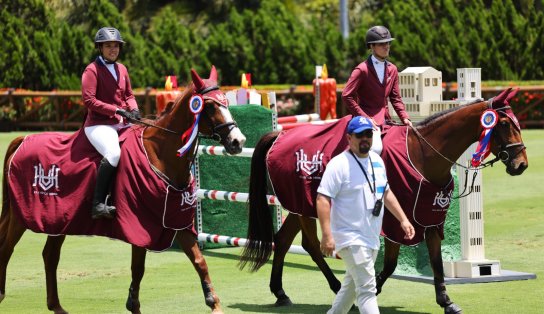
left=267, top=119, right=454, bottom=246
left=267, top=116, right=350, bottom=218
left=380, top=126, right=454, bottom=246
left=7, top=127, right=196, bottom=251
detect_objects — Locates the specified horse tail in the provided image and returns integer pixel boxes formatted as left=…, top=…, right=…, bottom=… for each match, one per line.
left=239, top=131, right=280, bottom=272
left=1, top=137, right=23, bottom=219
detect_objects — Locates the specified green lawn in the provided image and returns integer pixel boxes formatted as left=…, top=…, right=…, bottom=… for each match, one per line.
left=0, top=130, right=542, bottom=313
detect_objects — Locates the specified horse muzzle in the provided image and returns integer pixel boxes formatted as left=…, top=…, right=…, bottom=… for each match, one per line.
left=223, top=127, right=246, bottom=155
left=500, top=143, right=528, bottom=176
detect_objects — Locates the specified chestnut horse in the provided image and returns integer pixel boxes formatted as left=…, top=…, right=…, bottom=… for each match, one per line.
left=240, top=88, right=527, bottom=313
left=0, top=66, right=246, bottom=313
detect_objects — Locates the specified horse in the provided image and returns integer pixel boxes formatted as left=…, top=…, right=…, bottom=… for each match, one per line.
left=239, top=88, right=528, bottom=313
left=0, top=66, right=246, bottom=314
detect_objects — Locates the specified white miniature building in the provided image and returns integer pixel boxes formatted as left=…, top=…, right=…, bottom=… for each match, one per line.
left=399, top=66, right=443, bottom=103
left=457, top=68, right=482, bottom=102
left=394, top=66, right=450, bottom=119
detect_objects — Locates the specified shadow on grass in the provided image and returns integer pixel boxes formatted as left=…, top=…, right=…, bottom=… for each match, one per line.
left=203, top=249, right=345, bottom=275
left=228, top=302, right=331, bottom=313
left=228, top=303, right=429, bottom=313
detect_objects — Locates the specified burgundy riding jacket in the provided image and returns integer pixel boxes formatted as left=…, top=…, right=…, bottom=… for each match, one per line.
left=81, top=57, right=138, bottom=127
left=342, top=56, right=409, bottom=126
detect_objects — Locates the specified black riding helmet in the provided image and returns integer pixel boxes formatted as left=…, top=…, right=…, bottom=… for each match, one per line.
left=366, top=25, right=395, bottom=48
left=94, top=27, right=125, bottom=63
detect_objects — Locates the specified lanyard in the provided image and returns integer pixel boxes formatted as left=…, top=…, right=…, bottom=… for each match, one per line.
left=349, top=150, right=376, bottom=196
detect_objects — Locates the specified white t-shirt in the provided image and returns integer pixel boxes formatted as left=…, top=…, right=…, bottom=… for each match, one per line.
left=317, top=150, right=388, bottom=251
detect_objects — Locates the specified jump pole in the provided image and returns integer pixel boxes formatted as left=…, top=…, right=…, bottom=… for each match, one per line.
left=197, top=232, right=340, bottom=259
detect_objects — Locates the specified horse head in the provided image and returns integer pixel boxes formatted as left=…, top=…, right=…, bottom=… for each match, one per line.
left=191, top=66, right=246, bottom=154
left=488, top=88, right=528, bottom=175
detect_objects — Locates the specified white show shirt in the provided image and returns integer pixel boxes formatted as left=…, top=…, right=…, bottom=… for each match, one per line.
left=99, top=56, right=118, bottom=81
left=317, top=150, right=388, bottom=251
left=371, top=55, right=385, bottom=84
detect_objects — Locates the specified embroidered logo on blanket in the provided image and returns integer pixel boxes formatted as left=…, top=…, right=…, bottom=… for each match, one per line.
left=295, top=148, right=324, bottom=179
left=432, top=190, right=453, bottom=210
left=180, top=190, right=197, bottom=211
left=32, top=163, right=60, bottom=195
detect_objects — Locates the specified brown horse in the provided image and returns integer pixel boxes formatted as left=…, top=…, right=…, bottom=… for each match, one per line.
left=0, top=66, right=246, bottom=313
left=240, top=88, right=527, bottom=313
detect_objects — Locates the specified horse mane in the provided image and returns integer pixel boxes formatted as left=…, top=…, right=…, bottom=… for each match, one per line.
left=416, top=98, right=483, bottom=127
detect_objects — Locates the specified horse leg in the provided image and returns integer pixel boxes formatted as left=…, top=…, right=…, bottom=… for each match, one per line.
left=425, top=228, right=462, bottom=314
left=0, top=208, right=26, bottom=304
left=177, top=230, right=222, bottom=314
left=126, top=245, right=146, bottom=314
left=299, top=217, right=341, bottom=294
left=376, top=238, right=400, bottom=295
left=269, top=213, right=300, bottom=306
left=43, top=235, right=68, bottom=314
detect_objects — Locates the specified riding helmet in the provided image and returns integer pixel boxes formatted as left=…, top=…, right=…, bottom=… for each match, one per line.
left=366, top=25, right=395, bottom=48
left=94, top=27, right=125, bottom=48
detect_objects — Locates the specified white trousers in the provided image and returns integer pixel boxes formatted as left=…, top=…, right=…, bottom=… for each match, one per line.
left=84, top=123, right=129, bottom=167
left=371, top=128, right=382, bottom=155
left=327, top=245, right=379, bottom=314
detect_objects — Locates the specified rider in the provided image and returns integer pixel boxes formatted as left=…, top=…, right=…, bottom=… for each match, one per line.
left=81, top=27, right=141, bottom=219
left=342, top=25, right=412, bottom=154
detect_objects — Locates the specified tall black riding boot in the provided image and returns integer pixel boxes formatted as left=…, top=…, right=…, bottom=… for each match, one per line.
left=91, top=158, right=117, bottom=219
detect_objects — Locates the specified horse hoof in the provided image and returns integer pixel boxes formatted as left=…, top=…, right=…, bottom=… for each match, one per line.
left=0, top=293, right=4, bottom=303
left=126, top=293, right=140, bottom=313
left=275, top=296, right=293, bottom=307
left=204, top=292, right=217, bottom=308
left=445, top=303, right=462, bottom=314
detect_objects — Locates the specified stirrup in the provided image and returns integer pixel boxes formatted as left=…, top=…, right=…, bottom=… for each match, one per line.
left=92, top=203, right=116, bottom=219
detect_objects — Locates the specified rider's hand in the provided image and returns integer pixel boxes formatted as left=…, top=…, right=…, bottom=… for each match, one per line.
left=130, top=109, right=141, bottom=120
left=116, top=109, right=133, bottom=120
left=403, top=118, right=413, bottom=127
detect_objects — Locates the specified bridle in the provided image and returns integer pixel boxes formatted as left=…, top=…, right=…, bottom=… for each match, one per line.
left=131, top=85, right=237, bottom=143
left=197, top=85, right=238, bottom=142
left=409, top=98, right=526, bottom=197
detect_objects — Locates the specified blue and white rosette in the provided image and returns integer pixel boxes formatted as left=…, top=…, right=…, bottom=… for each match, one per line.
left=471, top=109, right=498, bottom=166
left=177, top=95, right=204, bottom=157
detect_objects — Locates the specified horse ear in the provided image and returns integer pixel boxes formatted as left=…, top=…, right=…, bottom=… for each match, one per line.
left=191, top=69, right=205, bottom=92
left=506, top=87, right=520, bottom=103
left=494, top=88, right=512, bottom=104
left=209, top=65, right=218, bottom=82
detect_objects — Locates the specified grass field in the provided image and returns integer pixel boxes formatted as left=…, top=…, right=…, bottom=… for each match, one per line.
left=0, top=130, right=542, bottom=314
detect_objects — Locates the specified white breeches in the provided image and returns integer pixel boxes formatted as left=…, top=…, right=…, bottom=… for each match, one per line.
left=84, top=123, right=129, bottom=167
left=371, top=128, right=382, bottom=155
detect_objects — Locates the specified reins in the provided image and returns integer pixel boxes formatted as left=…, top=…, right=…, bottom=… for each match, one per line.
left=405, top=99, right=525, bottom=198
left=128, top=85, right=238, bottom=141
left=130, top=118, right=180, bottom=135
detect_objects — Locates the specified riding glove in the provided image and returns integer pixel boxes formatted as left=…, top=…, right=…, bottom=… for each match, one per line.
left=116, top=109, right=133, bottom=120
left=130, top=109, right=142, bottom=120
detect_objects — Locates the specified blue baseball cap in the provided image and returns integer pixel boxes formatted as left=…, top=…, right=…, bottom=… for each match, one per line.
left=347, top=116, right=373, bottom=134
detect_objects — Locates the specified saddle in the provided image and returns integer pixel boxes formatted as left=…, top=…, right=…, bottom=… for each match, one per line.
left=7, top=127, right=196, bottom=251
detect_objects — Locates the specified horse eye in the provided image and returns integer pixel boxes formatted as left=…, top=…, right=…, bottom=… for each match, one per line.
left=204, top=103, right=215, bottom=113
